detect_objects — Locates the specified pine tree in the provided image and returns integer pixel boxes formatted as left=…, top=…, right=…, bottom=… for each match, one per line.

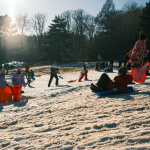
left=46, top=15, right=69, bottom=62
left=140, top=2, right=150, bottom=32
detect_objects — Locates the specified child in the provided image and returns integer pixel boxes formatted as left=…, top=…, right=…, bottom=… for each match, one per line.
left=31, top=70, right=35, bottom=78
left=127, top=31, right=148, bottom=68
left=0, top=68, right=12, bottom=103
left=90, top=67, right=133, bottom=92
left=12, top=68, right=26, bottom=101
left=78, top=62, right=89, bottom=82
left=48, top=61, right=59, bottom=87
left=25, top=63, right=30, bottom=78
left=27, top=71, right=32, bottom=86
left=0, top=68, right=7, bottom=89
left=104, top=64, right=113, bottom=72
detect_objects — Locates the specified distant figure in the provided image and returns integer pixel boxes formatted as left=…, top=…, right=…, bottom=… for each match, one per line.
left=78, top=62, right=89, bottom=82
left=97, top=55, right=102, bottom=61
left=0, top=68, right=7, bottom=89
left=4, top=64, right=9, bottom=75
left=104, top=64, right=113, bottom=72
left=31, top=70, right=35, bottom=78
left=126, top=62, right=131, bottom=70
left=48, top=61, right=59, bottom=87
left=110, top=59, right=114, bottom=69
left=26, top=71, right=32, bottom=86
left=95, top=62, right=99, bottom=71
left=118, top=55, right=123, bottom=68
left=25, top=64, right=30, bottom=78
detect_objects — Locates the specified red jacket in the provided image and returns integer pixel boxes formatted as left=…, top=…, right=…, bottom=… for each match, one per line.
left=108, top=74, right=133, bottom=91
left=25, top=65, right=30, bottom=71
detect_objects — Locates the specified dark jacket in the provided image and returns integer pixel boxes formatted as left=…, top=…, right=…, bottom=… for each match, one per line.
left=51, top=64, right=59, bottom=76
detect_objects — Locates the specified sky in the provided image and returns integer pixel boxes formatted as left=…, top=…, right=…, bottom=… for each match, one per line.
left=0, top=0, right=150, bottom=30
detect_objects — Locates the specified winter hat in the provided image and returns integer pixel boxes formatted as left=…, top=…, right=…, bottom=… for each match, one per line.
left=1, top=68, right=6, bottom=74
left=17, top=68, right=22, bottom=72
left=118, top=67, right=127, bottom=75
left=139, top=31, right=147, bottom=40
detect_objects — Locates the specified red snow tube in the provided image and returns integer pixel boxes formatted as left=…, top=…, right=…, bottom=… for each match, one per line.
left=130, top=68, right=146, bottom=83
left=0, top=86, right=12, bottom=103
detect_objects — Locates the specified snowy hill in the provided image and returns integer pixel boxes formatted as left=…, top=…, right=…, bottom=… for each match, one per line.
left=0, top=65, right=150, bottom=150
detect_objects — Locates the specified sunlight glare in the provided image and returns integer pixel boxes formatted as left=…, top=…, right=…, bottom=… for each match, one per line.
left=8, top=0, right=17, bottom=22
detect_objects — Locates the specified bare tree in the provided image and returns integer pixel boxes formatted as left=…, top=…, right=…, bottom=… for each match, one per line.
left=61, top=10, right=72, bottom=32
left=72, top=9, right=89, bottom=35
left=86, top=15, right=96, bottom=39
left=31, top=13, right=48, bottom=49
left=31, top=13, right=47, bottom=36
left=15, top=13, right=30, bottom=35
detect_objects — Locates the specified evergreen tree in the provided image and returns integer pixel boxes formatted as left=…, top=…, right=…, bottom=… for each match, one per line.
left=47, top=15, right=69, bottom=62
left=95, top=0, right=116, bottom=32
left=140, top=2, right=150, bottom=35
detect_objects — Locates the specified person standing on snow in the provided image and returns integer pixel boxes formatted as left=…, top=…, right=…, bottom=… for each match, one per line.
left=78, top=62, right=89, bottom=82
left=118, top=55, right=123, bottom=68
left=25, top=63, right=30, bottom=78
left=0, top=68, right=7, bottom=89
left=12, top=68, right=26, bottom=101
left=48, top=61, right=59, bottom=87
left=126, top=31, right=148, bottom=68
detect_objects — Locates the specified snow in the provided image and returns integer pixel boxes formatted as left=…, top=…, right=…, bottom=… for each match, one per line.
left=0, top=64, right=150, bottom=150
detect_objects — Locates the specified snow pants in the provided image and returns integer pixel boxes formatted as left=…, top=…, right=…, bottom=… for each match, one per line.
left=48, top=74, right=58, bottom=86
left=13, top=85, right=22, bottom=101
left=78, top=73, right=88, bottom=82
left=96, top=73, right=111, bottom=91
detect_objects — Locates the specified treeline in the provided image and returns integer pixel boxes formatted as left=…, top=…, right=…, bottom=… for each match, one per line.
left=0, top=0, right=150, bottom=65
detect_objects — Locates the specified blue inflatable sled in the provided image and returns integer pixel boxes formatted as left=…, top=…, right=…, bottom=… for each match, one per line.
left=92, top=86, right=135, bottom=96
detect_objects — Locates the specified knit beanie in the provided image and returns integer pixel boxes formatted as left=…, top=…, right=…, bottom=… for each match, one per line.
left=1, top=68, right=6, bottom=74
left=118, top=67, right=127, bottom=75
left=17, top=68, right=22, bottom=72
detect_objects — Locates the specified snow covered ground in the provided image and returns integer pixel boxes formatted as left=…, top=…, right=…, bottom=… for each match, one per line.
left=0, top=64, right=150, bottom=150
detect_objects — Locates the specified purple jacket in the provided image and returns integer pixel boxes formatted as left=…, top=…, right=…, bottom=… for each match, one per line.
left=12, top=73, right=26, bottom=87
left=0, top=75, right=7, bottom=88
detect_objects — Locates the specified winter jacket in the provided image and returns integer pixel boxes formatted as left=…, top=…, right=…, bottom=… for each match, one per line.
left=12, top=73, right=26, bottom=87
left=81, top=64, right=88, bottom=74
left=108, top=74, right=133, bottom=91
left=51, top=64, right=59, bottom=76
left=118, top=56, right=123, bottom=63
left=0, top=75, right=7, bottom=88
left=127, top=40, right=146, bottom=61
left=25, top=65, right=30, bottom=71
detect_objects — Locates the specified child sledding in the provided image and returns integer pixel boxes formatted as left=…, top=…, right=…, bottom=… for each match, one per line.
left=90, top=67, right=133, bottom=93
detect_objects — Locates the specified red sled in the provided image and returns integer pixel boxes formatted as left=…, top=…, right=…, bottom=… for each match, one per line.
left=68, top=79, right=77, bottom=83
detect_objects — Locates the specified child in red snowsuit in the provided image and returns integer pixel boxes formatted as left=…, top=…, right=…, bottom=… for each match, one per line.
left=90, top=67, right=133, bottom=92
left=12, top=68, right=26, bottom=101
left=78, top=62, right=89, bottom=82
